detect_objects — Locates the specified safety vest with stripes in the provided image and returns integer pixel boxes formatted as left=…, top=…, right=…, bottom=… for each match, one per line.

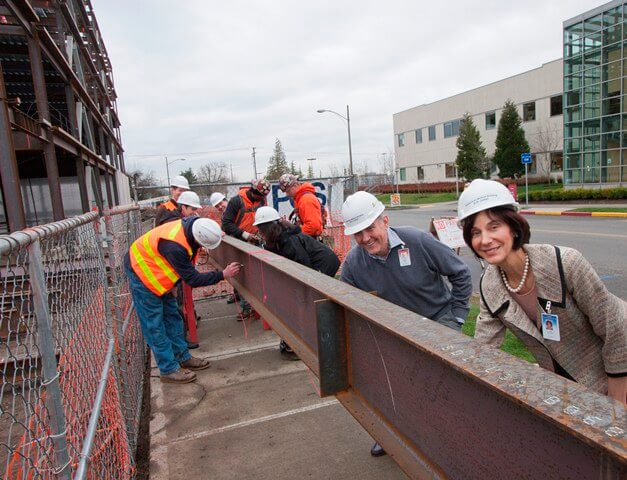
left=129, top=220, right=193, bottom=296
left=159, top=199, right=178, bottom=211
left=235, top=187, right=265, bottom=235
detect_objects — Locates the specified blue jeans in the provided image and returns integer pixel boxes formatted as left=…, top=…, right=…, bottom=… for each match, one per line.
left=125, top=264, right=191, bottom=374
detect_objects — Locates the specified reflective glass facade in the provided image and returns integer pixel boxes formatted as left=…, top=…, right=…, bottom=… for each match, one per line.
left=563, top=1, right=627, bottom=185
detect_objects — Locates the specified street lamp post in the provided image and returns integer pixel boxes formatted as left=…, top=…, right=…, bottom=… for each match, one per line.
left=165, top=156, right=186, bottom=187
left=317, top=105, right=355, bottom=193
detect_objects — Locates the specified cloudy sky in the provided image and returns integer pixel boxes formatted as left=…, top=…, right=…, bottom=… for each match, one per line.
left=93, top=0, right=602, bottom=185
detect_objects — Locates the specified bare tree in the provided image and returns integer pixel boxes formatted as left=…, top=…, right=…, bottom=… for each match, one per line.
left=378, top=151, right=395, bottom=178
left=531, top=121, right=561, bottom=181
left=327, top=162, right=342, bottom=178
left=197, top=161, right=229, bottom=184
left=128, top=169, right=163, bottom=201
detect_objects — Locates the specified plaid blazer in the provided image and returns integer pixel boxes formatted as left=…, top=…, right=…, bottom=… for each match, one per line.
left=477, top=244, right=627, bottom=394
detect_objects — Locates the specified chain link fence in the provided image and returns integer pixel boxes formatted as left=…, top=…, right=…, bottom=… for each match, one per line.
left=0, top=205, right=147, bottom=479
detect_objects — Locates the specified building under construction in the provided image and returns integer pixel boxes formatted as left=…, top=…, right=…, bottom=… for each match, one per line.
left=0, top=0, right=131, bottom=233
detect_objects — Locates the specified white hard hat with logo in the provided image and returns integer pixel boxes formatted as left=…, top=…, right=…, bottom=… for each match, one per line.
left=457, top=179, right=519, bottom=225
left=341, top=191, right=385, bottom=235
left=170, top=175, right=190, bottom=190
left=177, top=191, right=201, bottom=208
left=209, top=192, right=226, bottom=207
left=253, top=206, right=281, bottom=226
left=191, top=218, right=222, bottom=249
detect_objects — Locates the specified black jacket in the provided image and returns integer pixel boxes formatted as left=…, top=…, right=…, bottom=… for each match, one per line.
left=267, top=224, right=340, bottom=277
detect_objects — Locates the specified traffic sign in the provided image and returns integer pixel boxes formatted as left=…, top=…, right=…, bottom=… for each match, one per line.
left=521, top=153, right=532, bottom=165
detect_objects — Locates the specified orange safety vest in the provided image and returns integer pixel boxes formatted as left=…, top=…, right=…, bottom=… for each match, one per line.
left=235, top=187, right=265, bottom=235
left=129, top=220, right=194, bottom=296
left=159, top=199, right=178, bottom=211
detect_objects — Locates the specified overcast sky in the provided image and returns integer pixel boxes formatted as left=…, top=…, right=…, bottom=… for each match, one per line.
left=93, top=0, right=602, bottom=185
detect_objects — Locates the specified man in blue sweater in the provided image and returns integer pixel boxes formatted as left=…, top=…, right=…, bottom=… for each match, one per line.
left=340, top=191, right=472, bottom=456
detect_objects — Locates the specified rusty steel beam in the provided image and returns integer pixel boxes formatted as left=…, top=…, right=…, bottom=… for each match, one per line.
left=211, top=236, right=627, bottom=480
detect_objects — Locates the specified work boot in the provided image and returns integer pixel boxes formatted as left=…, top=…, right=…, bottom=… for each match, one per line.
left=279, top=340, right=299, bottom=361
left=186, top=335, right=199, bottom=349
left=180, top=356, right=211, bottom=371
left=160, top=368, right=196, bottom=384
left=370, top=442, right=386, bottom=457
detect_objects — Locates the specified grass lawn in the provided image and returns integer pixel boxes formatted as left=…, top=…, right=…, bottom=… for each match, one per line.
left=570, top=207, right=627, bottom=213
left=462, top=304, right=536, bottom=363
left=376, top=192, right=457, bottom=205
left=523, top=182, right=563, bottom=193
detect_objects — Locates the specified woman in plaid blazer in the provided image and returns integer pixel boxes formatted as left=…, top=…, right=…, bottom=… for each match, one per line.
left=458, top=180, right=626, bottom=404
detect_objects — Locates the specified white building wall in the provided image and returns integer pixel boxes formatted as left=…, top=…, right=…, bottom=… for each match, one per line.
left=393, top=59, right=564, bottom=183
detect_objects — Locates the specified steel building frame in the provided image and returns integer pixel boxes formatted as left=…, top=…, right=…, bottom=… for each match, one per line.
left=0, top=0, right=126, bottom=232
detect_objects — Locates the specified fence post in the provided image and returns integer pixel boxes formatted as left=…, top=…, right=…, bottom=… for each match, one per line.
left=27, top=239, right=72, bottom=480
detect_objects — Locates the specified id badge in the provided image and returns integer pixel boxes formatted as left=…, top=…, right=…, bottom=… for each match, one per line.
left=541, top=313, right=560, bottom=341
left=398, top=248, right=411, bottom=267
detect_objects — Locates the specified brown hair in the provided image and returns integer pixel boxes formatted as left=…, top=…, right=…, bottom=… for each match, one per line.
left=462, top=207, right=531, bottom=257
left=257, top=219, right=294, bottom=251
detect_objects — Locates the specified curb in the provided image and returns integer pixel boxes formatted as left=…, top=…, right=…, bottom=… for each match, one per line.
left=520, top=210, right=627, bottom=218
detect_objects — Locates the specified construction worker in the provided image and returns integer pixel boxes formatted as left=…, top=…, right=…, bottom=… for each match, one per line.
left=155, top=175, right=190, bottom=226
left=278, top=173, right=324, bottom=238
left=253, top=206, right=340, bottom=359
left=209, top=192, right=228, bottom=214
left=339, top=191, right=472, bottom=457
left=222, top=179, right=271, bottom=319
left=157, top=190, right=202, bottom=226
left=124, top=217, right=241, bottom=384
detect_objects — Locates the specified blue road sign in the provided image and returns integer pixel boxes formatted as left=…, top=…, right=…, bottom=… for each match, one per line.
left=521, top=153, right=532, bottom=165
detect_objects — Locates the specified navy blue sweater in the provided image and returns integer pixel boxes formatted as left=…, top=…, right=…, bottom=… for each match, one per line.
left=125, top=217, right=224, bottom=289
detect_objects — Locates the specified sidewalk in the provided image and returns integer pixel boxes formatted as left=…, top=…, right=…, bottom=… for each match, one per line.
left=518, top=202, right=627, bottom=217
left=148, top=298, right=406, bottom=480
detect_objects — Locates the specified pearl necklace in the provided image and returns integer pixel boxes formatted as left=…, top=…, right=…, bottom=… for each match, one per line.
left=499, top=253, right=530, bottom=294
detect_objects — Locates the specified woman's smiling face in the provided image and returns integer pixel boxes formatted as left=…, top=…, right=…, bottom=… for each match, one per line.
left=469, top=211, right=515, bottom=266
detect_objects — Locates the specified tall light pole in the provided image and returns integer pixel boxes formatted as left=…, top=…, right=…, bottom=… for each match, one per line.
left=317, top=105, right=354, bottom=193
left=165, top=157, right=186, bottom=187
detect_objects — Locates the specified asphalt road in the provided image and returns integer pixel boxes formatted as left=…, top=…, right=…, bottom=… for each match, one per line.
left=386, top=203, right=627, bottom=301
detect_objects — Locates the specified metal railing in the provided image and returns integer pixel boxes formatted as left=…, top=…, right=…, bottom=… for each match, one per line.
left=0, top=205, right=147, bottom=479
left=210, top=235, right=627, bottom=480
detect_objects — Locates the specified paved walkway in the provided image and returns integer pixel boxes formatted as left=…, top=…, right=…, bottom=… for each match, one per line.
left=149, top=298, right=406, bottom=480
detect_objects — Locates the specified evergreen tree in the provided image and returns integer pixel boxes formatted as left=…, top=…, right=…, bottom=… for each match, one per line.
left=493, top=99, right=530, bottom=178
left=307, top=162, right=314, bottom=179
left=289, top=161, right=297, bottom=175
left=179, top=167, right=197, bottom=185
left=265, top=138, right=289, bottom=180
left=455, top=113, right=487, bottom=181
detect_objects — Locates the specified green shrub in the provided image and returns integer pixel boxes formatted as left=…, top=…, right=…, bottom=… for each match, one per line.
left=521, top=187, right=627, bottom=201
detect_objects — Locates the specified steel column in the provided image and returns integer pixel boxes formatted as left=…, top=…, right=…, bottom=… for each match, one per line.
left=27, top=31, right=64, bottom=220
left=75, top=158, right=90, bottom=212
left=0, top=62, right=27, bottom=231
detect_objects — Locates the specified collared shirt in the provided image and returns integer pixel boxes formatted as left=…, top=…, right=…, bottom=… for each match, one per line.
left=367, top=227, right=404, bottom=262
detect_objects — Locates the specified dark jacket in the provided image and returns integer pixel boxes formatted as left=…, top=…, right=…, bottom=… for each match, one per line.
left=155, top=199, right=178, bottom=226
left=267, top=224, right=340, bottom=277
left=222, top=189, right=265, bottom=239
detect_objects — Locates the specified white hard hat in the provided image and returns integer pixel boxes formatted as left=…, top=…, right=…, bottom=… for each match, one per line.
left=209, top=192, right=226, bottom=207
left=457, top=179, right=519, bottom=224
left=170, top=175, right=190, bottom=190
left=191, top=218, right=222, bottom=249
left=177, top=191, right=201, bottom=208
left=253, top=206, right=281, bottom=226
left=341, top=191, right=385, bottom=235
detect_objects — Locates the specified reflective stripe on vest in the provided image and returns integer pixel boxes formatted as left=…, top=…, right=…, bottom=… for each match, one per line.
left=130, top=220, right=193, bottom=296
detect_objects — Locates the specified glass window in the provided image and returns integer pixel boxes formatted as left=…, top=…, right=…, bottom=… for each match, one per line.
left=583, top=118, right=600, bottom=135
left=565, top=43, right=582, bottom=57
left=603, top=79, right=621, bottom=98
left=603, top=42, right=621, bottom=63
left=602, top=149, right=621, bottom=167
left=565, top=91, right=580, bottom=107
left=584, top=135, right=601, bottom=151
left=565, top=153, right=581, bottom=169
left=444, top=119, right=461, bottom=138
left=415, top=128, right=422, bottom=144
left=602, top=131, right=621, bottom=149
left=485, top=111, right=496, bottom=129
left=601, top=166, right=621, bottom=182
left=583, top=31, right=603, bottom=51
left=604, top=24, right=622, bottom=45
left=564, top=22, right=582, bottom=45
left=603, top=7, right=621, bottom=27
left=565, top=168, right=582, bottom=184
left=603, top=61, right=621, bottom=82
left=565, top=105, right=582, bottom=123
left=583, top=14, right=603, bottom=35
left=523, top=102, right=536, bottom=122
left=603, top=96, right=621, bottom=115
left=564, top=57, right=583, bottom=75
left=416, top=166, right=424, bottom=180
left=398, top=133, right=405, bottom=147
left=400, top=167, right=406, bottom=181
left=428, top=125, right=436, bottom=141
left=566, top=137, right=582, bottom=153
left=584, top=84, right=601, bottom=103
left=550, top=152, right=563, bottom=172
left=445, top=163, right=456, bottom=178
left=583, top=101, right=600, bottom=119
left=602, top=114, right=621, bottom=132
left=550, top=95, right=563, bottom=116
left=584, top=67, right=601, bottom=86
left=565, top=74, right=581, bottom=91
left=583, top=48, right=602, bottom=69
left=565, top=122, right=582, bottom=139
